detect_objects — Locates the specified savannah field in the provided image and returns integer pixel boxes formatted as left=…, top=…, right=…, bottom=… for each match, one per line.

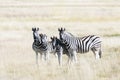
left=0, top=0, right=120, bottom=80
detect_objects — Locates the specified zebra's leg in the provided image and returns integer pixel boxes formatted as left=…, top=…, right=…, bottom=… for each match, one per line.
left=66, top=53, right=71, bottom=65
left=54, top=52, right=58, bottom=57
left=67, top=50, right=76, bottom=65
left=69, top=51, right=75, bottom=65
left=46, top=51, right=50, bottom=60
left=99, top=49, right=102, bottom=58
left=66, top=49, right=72, bottom=65
left=71, top=53, right=74, bottom=63
left=44, top=51, right=50, bottom=61
left=53, top=51, right=57, bottom=57
left=44, top=52, right=47, bottom=61
left=57, top=51, right=63, bottom=66
left=68, top=50, right=77, bottom=64
left=40, top=53, right=44, bottom=61
left=95, top=51, right=100, bottom=59
left=73, top=50, right=77, bottom=63
left=35, top=52, right=38, bottom=65
left=91, top=48, right=100, bottom=59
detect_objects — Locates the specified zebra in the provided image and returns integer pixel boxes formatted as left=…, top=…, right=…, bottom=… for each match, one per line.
left=40, top=34, right=56, bottom=58
left=58, top=28, right=102, bottom=64
left=32, top=27, right=50, bottom=65
left=51, top=36, right=69, bottom=65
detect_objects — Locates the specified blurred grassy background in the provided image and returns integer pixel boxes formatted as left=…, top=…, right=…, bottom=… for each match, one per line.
left=0, top=0, right=120, bottom=80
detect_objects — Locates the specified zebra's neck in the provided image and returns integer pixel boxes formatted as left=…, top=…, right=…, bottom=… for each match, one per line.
left=56, top=39, right=64, bottom=46
left=41, top=42, right=48, bottom=49
left=34, top=41, right=42, bottom=46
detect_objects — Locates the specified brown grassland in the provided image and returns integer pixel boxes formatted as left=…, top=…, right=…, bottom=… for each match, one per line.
left=0, top=0, right=120, bottom=80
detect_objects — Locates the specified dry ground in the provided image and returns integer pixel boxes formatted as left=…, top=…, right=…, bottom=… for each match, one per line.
left=0, top=0, right=120, bottom=80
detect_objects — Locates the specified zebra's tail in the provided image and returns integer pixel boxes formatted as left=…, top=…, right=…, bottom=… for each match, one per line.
left=99, top=49, right=102, bottom=58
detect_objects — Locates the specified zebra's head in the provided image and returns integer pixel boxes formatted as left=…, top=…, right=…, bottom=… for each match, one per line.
left=51, top=36, right=57, bottom=49
left=32, top=27, right=41, bottom=43
left=58, top=28, right=74, bottom=42
left=58, top=28, right=66, bottom=40
left=39, top=34, right=47, bottom=44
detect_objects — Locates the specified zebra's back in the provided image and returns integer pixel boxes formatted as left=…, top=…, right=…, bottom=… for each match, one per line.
left=76, top=35, right=101, bottom=53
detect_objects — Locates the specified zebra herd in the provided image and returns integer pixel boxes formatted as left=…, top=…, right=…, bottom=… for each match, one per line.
left=32, top=27, right=102, bottom=66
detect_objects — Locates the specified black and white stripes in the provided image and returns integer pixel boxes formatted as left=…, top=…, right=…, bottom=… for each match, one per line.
left=32, top=27, right=102, bottom=65
left=58, top=28, right=102, bottom=63
left=32, top=28, right=57, bottom=65
left=51, top=36, right=69, bottom=65
left=40, top=34, right=56, bottom=57
left=32, top=28, right=50, bottom=64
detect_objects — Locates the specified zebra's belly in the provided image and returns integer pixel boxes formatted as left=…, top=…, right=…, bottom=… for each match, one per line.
left=50, top=49, right=56, bottom=54
left=33, top=46, right=47, bottom=53
left=77, top=49, right=89, bottom=53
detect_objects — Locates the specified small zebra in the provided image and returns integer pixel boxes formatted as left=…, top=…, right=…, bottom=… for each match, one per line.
left=40, top=34, right=56, bottom=58
left=32, top=27, right=50, bottom=65
left=58, top=28, right=102, bottom=64
left=51, top=36, right=69, bottom=65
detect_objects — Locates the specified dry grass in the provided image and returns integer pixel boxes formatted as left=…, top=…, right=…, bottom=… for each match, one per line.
left=0, top=0, right=120, bottom=80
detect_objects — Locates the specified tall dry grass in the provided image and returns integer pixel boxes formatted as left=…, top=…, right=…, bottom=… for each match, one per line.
left=0, top=0, right=120, bottom=80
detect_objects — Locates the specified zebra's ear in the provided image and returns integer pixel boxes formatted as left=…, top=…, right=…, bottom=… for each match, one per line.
left=37, top=28, right=39, bottom=31
left=50, top=37, right=53, bottom=40
left=61, top=28, right=63, bottom=31
left=61, top=27, right=65, bottom=31
left=32, top=28, right=35, bottom=31
left=39, top=33, right=42, bottom=37
left=64, top=28, right=65, bottom=31
left=58, top=28, right=60, bottom=31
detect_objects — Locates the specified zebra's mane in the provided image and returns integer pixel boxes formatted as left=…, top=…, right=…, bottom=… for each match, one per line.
left=64, top=31, right=74, bottom=37
left=56, top=38, right=68, bottom=50
left=56, top=38, right=63, bottom=46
